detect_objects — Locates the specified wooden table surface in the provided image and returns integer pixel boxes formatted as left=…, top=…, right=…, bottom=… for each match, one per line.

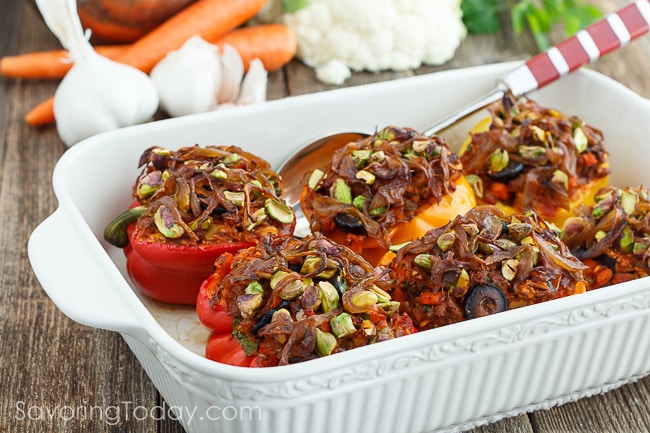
left=2, top=0, right=650, bottom=432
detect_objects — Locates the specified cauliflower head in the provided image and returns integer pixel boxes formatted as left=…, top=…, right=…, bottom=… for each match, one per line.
left=258, top=0, right=467, bottom=84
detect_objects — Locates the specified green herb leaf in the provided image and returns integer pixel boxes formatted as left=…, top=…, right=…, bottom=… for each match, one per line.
left=511, top=2, right=528, bottom=33
left=461, top=0, right=502, bottom=33
left=462, top=0, right=602, bottom=52
left=281, top=0, right=309, bottom=13
left=232, top=318, right=259, bottom=357
left=565, top=5, right=603, bottom=32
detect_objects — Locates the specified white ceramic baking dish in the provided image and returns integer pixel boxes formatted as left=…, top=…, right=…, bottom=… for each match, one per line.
left=28, top=62, right=650, bottom=433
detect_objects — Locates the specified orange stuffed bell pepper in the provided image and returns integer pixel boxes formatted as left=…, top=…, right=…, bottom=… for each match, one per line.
left=104, top=145, right=295, bottom=305
left=384, top=205, right=589, bottom=330
left=562, top=185, right=650, bottom=289
left=459, top=93, right=610, bottom=227
left=196, top=233, right=417, bottom=367
left=300, top=126, right=476, bottom=265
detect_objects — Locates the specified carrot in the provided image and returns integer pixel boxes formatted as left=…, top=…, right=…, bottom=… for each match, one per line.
left=214, top=24, right=297, bottom=72
left=5, top=24, right=296, bottom=80
left=418, top=292, right=445, bottom=306
left=24, top=0, right=268, bottom=126
left=489, top=182, right=510, bottom=202
left=391, top=287, right=406, bottom=303
left=580, top=152, right=598, bottom=167
left=1, top=46, right=128, bottom=79
left=594, top=266, right=613, bottom=288
left=24, top=98, right=55, bottom=127
left=117, top=0, right=268, bottom=74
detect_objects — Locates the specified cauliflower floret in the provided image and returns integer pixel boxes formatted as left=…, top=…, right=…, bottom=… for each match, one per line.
left=316, top=59, right=352, bottom=85
left=261, top=0, right=466, bottom=85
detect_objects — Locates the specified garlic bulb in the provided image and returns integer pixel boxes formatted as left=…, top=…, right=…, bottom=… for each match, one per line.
left=150, top=36, right=268, bottom=117
left=36, top=0, right=159, bottom=147
left=150, top=36, right=222, bottom=117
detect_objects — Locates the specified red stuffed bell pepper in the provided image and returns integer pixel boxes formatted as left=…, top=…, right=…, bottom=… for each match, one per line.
left=196, top=233, right=417, bottom=367
left=300, top=126, right=476, bottom=265
left=196, top=252, right=259, bottom=366
left=104, top=145, right=295, bottom=305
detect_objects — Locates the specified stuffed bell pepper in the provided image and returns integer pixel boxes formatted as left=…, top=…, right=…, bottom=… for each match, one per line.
left=197, top=232, right=417, bottom=367
left=459, top=94, right=610, bottom=226
left=104, top=145, right=295, bottom=305
left=383, top=205, right=589, bottom=330
left=300, top=126, right=476, bottom=265
left=562, top=185, right=650, bottom=289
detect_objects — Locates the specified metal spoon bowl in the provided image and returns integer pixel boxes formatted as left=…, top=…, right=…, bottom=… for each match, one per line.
left=277, top=1, right=650, bottom=238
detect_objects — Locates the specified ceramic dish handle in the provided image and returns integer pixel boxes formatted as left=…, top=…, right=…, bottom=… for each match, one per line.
left=503, top=0, right=650, bottom=96
left=28, top=208, right=149, bottom=338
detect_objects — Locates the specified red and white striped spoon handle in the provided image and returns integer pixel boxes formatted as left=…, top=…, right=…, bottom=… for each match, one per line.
left=503, top=0, right=650, bottom=96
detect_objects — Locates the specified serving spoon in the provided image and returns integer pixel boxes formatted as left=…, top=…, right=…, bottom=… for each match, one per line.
left=279, top=0, right=650, bottom=238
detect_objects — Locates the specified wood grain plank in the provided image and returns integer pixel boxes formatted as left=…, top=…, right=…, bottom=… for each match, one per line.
left=473, top=415, right=535, bottom=433
left=286, top=60, right=414, bottom=96
left=531, top=377, right=650, bottom=433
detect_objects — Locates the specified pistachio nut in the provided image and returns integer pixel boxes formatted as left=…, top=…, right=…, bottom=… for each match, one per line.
left=314, top=328, right=337, bottom=357
left=330, top=312, right=356, bottom=338
left=154, top=205, right=184, bottom=239
left=318, top=281, right=340, bottom=312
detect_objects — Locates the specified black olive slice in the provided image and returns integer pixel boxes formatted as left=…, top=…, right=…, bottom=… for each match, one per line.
left=211, top=205, right=227, bottom=216
left=463, top=283, right=508, bottom=319
left=330, top=270, right=346, bottom=297
left=570, top=246, right=587, bottom=260
left=288, top=262, right=303, bottom=273
left=334, top=213, right=365, bottom=234
left=486, top=160, right=525, bottom=182
left=251, top=300, right=290, bottom=335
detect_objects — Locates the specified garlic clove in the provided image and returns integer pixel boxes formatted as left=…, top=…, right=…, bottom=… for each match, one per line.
left=236, top=59, right=268, bottom=105
left=150, top=36, right=222, bottom=117
left=217, top=44, right=244, bottom=104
